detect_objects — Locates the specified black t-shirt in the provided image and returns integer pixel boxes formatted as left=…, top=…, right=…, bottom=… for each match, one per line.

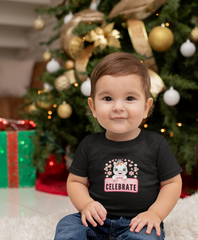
left=69, top=129, right=182, bottom=219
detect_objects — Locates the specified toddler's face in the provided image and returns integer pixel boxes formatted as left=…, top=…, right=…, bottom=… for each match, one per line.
left=88, top=74, right=153, bottom=141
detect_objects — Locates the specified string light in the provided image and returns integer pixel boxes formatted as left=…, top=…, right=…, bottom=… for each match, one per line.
left=53, top=104, right=57, bottom=108
left=48, top=111, right=52, bottom=115
left=156, top=13, right=159, bottom=16
left=20, top=120, right=25, bottom=125
left=177, top=123, right=182, bottom=127
left=48, top=116, right=52, bottom=119
left=161, top=128, right=166, bottom=133
left=170, top=132, right=174, bottom=137
left=49, top=161, right=54, bottom=166
left=74, top=83, right=78, bottom=87
left=88, top=21, right=92, bottom=24
left=165, top=22, right=170, bottom=27
left=144, top=124, right=148, bottom=128
left=38, top=90, right=42, bottom=94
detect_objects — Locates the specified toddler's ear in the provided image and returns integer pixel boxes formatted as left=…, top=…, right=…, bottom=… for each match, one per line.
left=143, top=97, right=153, bottom=119
left=88, top=97, right=97, bottom=118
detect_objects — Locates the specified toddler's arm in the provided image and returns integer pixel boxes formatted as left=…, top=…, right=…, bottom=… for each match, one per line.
left=129, top=174, right=182, bottom=236
left=67, top=173, right=107, bottom=227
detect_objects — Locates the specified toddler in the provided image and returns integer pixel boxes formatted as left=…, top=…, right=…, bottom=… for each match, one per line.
left=54, top=52, right=182, bottom=240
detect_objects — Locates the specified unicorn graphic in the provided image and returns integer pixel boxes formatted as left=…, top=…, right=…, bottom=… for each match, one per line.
left=112, top=160, right=128, bottom=180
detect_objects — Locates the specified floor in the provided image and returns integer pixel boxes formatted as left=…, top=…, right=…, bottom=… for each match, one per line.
left=0, top=187, right=77, bottom=217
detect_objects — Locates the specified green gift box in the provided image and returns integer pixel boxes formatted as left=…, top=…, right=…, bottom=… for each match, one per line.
left=0, top=130, right=36, bottom=188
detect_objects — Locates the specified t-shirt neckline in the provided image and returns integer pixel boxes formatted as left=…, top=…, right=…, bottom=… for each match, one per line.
left=99, top=129, right=146, bottom=148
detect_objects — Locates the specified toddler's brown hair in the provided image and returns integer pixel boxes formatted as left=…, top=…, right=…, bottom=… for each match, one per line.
left=90, top=52, right=151, bottom=101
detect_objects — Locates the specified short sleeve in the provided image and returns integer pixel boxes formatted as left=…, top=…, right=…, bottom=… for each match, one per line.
left=157, top=138, right=182, bottom=182
left=68, top=137, right=88, bottom=177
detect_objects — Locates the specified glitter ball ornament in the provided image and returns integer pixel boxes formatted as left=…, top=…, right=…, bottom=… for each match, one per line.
left=149, top=24, right=174, bottom=52
left=65, top=60, right=75, bottom=70
left=180, top=39, right=196, bottom=57
left=33, top=16, right=45, bottom=30
left=46, top=58, right=60, bottom=73
left=57, top=101, right=72, bottom=119
left=81, top=77, right=91, bottom=96
left=54, top=75, right=71, bottom=91
left=68, top=36, right=84, bottom=60
left=42, top=50, right=52, bottom=62
left=163, top=86, right=180, bottom=106
left=191, top=27, right=198, bottom=42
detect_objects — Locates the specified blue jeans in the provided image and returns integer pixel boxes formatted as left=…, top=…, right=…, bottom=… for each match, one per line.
left=54, top=212, right=165, bottom=240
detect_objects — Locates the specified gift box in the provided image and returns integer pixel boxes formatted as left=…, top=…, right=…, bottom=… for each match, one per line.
left=0, top=130, right=36, bottom=188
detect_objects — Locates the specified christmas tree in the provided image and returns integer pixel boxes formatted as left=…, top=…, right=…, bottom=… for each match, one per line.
left=22, top=0, right=198, bottom=173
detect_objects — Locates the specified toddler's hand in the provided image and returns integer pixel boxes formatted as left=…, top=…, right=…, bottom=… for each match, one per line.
left=129, top=210, right=162, bottom=236
left=81, top=201, right=107, bottom=228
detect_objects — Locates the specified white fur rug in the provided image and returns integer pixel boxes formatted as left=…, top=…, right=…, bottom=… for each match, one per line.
left=0, top=192, right=198, bottom=240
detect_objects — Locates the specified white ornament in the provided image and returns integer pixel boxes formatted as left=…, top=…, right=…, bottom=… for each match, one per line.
left=180, top=39, right=196, bottom=57
left=90, top=0, right=100, bottom=10
left=81, top=77, right=91, bottom=96
left=43, top=82, right=53, bottom=91
left=46, top=58, right=60, bottom=73
left=163, top=86, right=180, bottom=106
left=63, top=11, right=73, bottom=24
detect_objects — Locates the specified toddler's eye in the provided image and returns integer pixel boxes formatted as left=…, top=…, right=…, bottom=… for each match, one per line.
left=104, top=96, right=112, bottom=101
left=126, top=96, right=135, bottom=101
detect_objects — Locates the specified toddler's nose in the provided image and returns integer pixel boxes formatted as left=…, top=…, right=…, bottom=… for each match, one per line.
left=112, top=100, right=125, bottom=112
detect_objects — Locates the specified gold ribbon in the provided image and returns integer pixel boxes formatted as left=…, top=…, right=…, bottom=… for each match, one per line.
left=109, top=0, right=170, bottom=20
left=148, top=69, right=166, bottom=98
left=75, top=45, right=95, bottom=81
left=127, top=19, right=158, bottom=73
left=108, top=0, right=170, bottom=97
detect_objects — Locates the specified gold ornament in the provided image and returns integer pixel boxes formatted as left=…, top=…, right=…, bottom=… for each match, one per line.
left=42, top=50, right=52, bottom=62
left=36, top=89, right=52, bottom=110
left=148, top=25, right=174, bottom=52
left=27, top=103, right=37, bottom=113
left=57, top=101, right=72, bottom=119
left=85, top=21, right=121, bottom=50
left=65, top=60, right=75, bottom=69
left=33, top=16, right=45, bottom=30
left=36, top=100, right=52, bottom=110
left=54, top=75, right=71, bottom=91
left=68, top=36, right=84, bottom=60
left=109, top=0, right=170, bottom=20
left=60, top=9, right=104, bottom=59
left=191, top=27, right=198, bottom=42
